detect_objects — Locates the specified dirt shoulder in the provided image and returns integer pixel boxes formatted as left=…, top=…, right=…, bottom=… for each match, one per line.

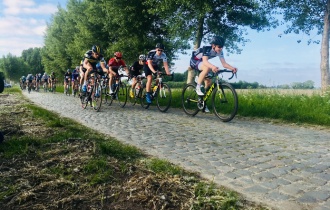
left=0, top=92, right=268, bottom=209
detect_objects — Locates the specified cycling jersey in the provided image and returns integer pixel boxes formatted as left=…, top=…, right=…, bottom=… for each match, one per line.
left=144, top=50, right=168, bottom=76
left=108, top=58, right=127, bottom=73
left=36, top=73, right=42, bottom=81
left=64, top=72, right=71, bottom=82
left=83, top=50, right=105, bottom=70
left=130, top=61, right=144, bottom=77
left=50, top=74, right=56, bottom=81
left=71, top=70, right=79, bottom=81
left=190, top=46, right=224, bottom=70
left=26, top=74, right=34, bottom=81
left=146, top=50, right=168, bottom=67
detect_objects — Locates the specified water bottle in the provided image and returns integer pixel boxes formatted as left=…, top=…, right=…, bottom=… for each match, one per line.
left=153, top=85, right=158, bottom=92
left=195, top=75, right=198, bottom=83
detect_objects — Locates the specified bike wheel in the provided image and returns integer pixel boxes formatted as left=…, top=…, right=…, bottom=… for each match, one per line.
left=181, top=83, right=199, bottom=116
left=92, top=83, right=102, bottom=112
left=140, top=86, right=150, bottom=109
left=212, top=82, right=238, bottom=122
left=117, top=82, right=127, bottom=108
left=156, top=83, right=172, bottom=112
left=127, top=86, right=137, bottom=106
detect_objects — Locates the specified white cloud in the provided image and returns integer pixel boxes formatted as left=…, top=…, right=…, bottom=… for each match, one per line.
left=0, top=0, right=62, bottom=57
left=3, top=0, right=58, bottom=15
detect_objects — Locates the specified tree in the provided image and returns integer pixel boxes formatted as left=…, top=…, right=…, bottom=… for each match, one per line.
left=145, top=0, right=276, bottom=83
left=271, top=0, right=329, bottom=92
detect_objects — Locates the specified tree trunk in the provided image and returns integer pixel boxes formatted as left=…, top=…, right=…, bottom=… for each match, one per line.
left=320, top=0, right=330, bottom=92
left=187, top=16, right=205, bottom=84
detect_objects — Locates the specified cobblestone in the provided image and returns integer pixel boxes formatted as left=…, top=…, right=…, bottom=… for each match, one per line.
left=23, top=91, right=330, bottom=210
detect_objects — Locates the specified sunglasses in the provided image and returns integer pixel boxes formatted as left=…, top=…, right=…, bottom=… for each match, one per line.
left=157, top=49, right=163, bottom=52
left=116, top=57, right=122, bottom=60
left=93, top=52, right=100, bottom=56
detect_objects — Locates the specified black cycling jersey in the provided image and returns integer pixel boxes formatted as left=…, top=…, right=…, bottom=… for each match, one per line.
left=130, top=61, right=144, bottom=76
left=83, top=50, right=105, bottom=70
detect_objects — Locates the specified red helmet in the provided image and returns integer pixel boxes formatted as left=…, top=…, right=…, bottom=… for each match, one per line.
left=114, top=52, right=122, bottom=58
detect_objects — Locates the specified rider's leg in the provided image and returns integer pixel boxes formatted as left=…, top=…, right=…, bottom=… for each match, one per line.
left=196, top=63, right=210, bottom=96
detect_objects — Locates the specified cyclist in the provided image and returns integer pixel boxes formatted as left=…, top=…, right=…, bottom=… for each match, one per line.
left=26, top=73, right=34, bottom=90
left=64, top=69, right=71, bottom=94
left=20, top=76, right=26, bottom=89
left=48, top=71, right=56, bottom=91
left=129, top=54, right=146, bottom=98
left=190, top=36, right=237, bottom=96
left=108, top=52, right=130, bottom=95
left=71, top=66, right=80, bottom=96
left=42, top=73, right=49, bottom=89
left=81, top=45, right=109, bottom=93
left=35, top=73, right=42, bottom=91
left=144, top=43, right=171, bottom=104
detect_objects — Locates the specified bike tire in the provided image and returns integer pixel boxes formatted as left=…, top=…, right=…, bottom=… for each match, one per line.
left=92, top=83, right=102, bottom=112
left=156, top=83, right=172, bottom=112
left=212, top=82, right=238, bottom=122
left=117, top=82, right=127, bottom=108
left=140, top=86, right=150, bottom=109
left=181, top=83, right=199, bottom=116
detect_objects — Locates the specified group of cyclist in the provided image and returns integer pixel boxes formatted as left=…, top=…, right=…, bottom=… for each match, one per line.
left=21, top=35, right=238, bottom=105
left=20, top=72, right=56, bottom=92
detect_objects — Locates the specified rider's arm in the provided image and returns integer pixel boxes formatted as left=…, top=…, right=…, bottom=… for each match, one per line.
left=83, top=58, right=93, bottom=71
left=163, top=61, right=171, bottom=75
left=100, top=62, right=109, bottom=74
left=219, top=57, right=237, bottom=73
left=202, top=56, right=218, bottom=72
left=147, top=61, right=156, bottom=74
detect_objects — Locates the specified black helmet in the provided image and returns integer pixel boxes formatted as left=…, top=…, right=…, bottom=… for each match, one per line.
left=155, top=43, right=165, bottom=50
left=92, top=45, right=102, bottom=54
left=210, top=36, right=225, bottom=47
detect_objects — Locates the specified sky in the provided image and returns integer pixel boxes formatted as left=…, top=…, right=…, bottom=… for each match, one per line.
left=0, top=0, right=323, bottom=87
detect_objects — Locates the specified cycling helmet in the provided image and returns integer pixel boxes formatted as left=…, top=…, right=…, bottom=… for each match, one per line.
left=210, top=36, right=225, bottom=47
left=92, top=45, right=102, bottom=54
left=67, top=69, right=70, bottom=72
left=114, top=52, right=122, bottom=58
left=139, top=54, right=146, bottom=61
left=155, top=43, right=165, bottom=50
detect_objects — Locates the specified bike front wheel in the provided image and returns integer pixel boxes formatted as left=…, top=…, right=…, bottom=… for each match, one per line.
left=212, top=82, right=238, bottom=122
left=117, top=82, right=127, bottom=108
left=92, top=83, right=102, bottom=112
left=156, top=83, right=172, bottom=112
left=181, top=83, right=199, bottom=116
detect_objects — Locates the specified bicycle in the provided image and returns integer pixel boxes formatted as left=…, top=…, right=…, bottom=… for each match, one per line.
left=43, top=81, right=48, bottom=92
left=105, top=66, right=128, bottom=108
left=64, top=78, right=71, bottom=96
left=127, top=74, right=146, bottom=106
left=49, top=79, right=56, bottom=93
left=72, top=79, right=79, bottom=97
left=27, top=81, right=33, bottom=93
left=181, top=69, right=238, bottom=122
left=141, top=71, right=173, bottom=112
left=80, top=69, right=103, bottom=112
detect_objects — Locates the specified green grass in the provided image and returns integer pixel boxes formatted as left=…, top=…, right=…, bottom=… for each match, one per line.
left=171, top=87, right=330, bottom=126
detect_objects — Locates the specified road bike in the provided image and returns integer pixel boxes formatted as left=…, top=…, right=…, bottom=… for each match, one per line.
left=80, top=69, right=103, bottom=112
left=105, top=66, right=128, bottom=108
left=127, top=74, right=146, bottom=106
left=64, top=78, right=71, bottom=96
left=72, top=79, right=79, bottom=97
left=181, top=69, right=238, bottom=122
left=141, top=71, right=173, bottom=112
left=49, top=79, right=56, bottom=93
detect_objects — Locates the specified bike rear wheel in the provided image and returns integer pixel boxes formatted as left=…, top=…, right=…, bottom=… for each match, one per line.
left=156, top=83, right=172, bottom=112
left=212, top=82, right=238, bottom=122
left=181, top=83, right=199, bottom=116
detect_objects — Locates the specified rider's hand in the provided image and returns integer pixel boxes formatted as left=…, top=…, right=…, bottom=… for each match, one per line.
left=211, top=66, right=219, bottom=73
left=232, top=67, right=238, bottom=73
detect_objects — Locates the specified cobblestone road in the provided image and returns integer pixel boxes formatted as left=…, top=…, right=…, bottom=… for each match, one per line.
left=23, top=91, right=330, bottom=210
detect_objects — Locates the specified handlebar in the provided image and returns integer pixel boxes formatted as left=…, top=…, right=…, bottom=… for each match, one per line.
left=206, top=69, right=237, bottom=80
left=153, top=71, right=174, bottom=81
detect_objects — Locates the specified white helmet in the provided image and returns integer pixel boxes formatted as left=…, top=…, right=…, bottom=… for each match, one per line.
left=139, top=54, right=146, bottom=61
